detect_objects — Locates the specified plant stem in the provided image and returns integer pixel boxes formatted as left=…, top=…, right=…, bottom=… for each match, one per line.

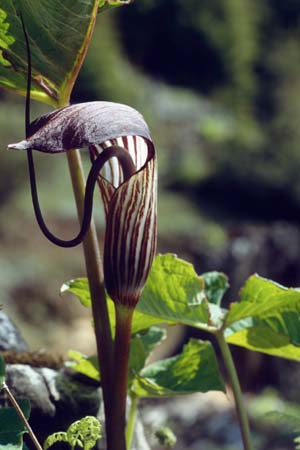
left=108, top=304, right=134, bottom=450
left=215, top=331, right=253, bottom=450
left=66, top=149, right=114, bottom=442
left=126, top=393, right=139, bottom=450
left=3, top=382, right=43, bottom=450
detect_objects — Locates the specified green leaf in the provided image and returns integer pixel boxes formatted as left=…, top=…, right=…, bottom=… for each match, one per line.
left=201, top=271, right=229, bottom=306
left=0, top=400, right=30, bottom=450
left=66, top=351, right=100, bottom=382
left=155, top=427, right=177, bottom=448
left=136, top=254, right=210, bottom=328
left=0, top=433, right=24, bottom=450
left=0, top=401, right=30, bottom=433
left=225, top=275, right=300, bottom=329
left=61, top=279, right=92, bottom=308
left=225, top=322, right=300, bottom=360
left=44, top=416, right=102, bottom=450
left=0, top=0, right=99, bottom=106
left=129, top=327, right=166, bottom=379
left=67, top=416, right=102, bottom=450
left=62, top=255, right=227, bottom=333
left=0, top=354, right=5, bottom=386
left=224, top=275, right=300, bottom=360
left=132, top=339, right=225, bottom=397
left=44, top=432, right=68, bottom=450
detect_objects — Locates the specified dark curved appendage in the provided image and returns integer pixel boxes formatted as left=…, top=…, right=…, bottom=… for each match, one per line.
left=28, top=145, right=136, bottom=248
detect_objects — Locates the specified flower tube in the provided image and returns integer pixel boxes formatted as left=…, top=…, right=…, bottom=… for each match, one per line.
left=90, top=135, right=157, bottom=306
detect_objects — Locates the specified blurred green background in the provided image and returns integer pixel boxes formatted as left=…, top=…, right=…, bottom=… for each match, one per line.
left=1, top=0, right=300, bottom=385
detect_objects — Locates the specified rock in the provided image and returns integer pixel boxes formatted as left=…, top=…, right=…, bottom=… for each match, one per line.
left=0, top=312, right=150, bottom=449
left=4, top=363, right=151, bottom=450
left=5, top=364, right=57, bottom=417
left=0, top=312, right=28, bottom=351
left=4, top=365, right=101, bottom=447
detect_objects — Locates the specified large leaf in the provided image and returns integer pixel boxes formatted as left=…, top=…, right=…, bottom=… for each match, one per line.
left=0, top=400, right=30, bottom=450
left=132, top=339, right=225, bottom=397
left=66, top=351, right=100, bottom=382
left=225, top=275, right=300, bottom=328
left=136, top=254, right=209, bottom=328
left=225, top=275, right=300, bottom=360
left=225, top=323, right=300, bottom=360
left=62, top=254, right=227, bottom=333
left=0, top=0, right=117, bottom=106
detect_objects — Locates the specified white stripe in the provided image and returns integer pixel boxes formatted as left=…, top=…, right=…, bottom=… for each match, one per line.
left=132, top=165, right=153, bottom=287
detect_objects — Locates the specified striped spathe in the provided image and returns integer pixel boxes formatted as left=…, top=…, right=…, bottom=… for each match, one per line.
left=90, top=136, right=157, bottom=307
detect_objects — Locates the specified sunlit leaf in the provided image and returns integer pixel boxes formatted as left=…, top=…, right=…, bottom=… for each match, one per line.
left=225, top=275, right=300, bottom=329
left=132, top=339, right=225, bottom=397
left=225, top=322, right=300, bottom=360
left=0, top=0, right=99, bottom=106
left=67, top=416, right=102, bottom=450
left=225, top=275, right=300, bottom=359
left=136, top=254, right=210, bottom=328
left=44, top=432, right=68, bottom=450
left=66, top=351, right=100, bottom=382
left=62, top=255, right=226, bottom=334
left=61, top=279, right=92, bottom=308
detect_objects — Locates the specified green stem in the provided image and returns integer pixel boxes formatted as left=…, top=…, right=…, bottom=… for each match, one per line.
left=108, top=304, right=134, bottom=450
left=126, top=393, right=139, bottom=450
left=3, top=383, right=43, bottom=450
left=215, top=331, right=253, bottom=450
left=66, top=149, right=114, bottom=443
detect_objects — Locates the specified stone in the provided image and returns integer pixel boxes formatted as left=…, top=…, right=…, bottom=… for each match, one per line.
left=0, top=312, right=28, bottom=352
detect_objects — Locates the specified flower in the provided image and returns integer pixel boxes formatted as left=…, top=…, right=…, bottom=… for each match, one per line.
left=90, top=135, right=157, bottom=306
left=8, top=101, right=157, bottom=307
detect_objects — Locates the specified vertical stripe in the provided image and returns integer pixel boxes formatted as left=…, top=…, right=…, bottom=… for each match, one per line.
left=90, top=136, right=157, bottom=307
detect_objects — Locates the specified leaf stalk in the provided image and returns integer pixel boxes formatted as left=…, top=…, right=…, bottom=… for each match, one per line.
left=126, top=393, right=139, bottom=450
left=215, top=331, right=253, bottom=450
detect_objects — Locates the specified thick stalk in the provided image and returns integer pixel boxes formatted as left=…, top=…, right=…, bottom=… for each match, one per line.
left=3, top=383, right=43, bottom=450
left=66, top=149, right=114, bottom=441
left=215, top=331, right=253, bottom=450
left=126, top=393, right=139, bottom=450
left=108, top=304, right=134, bottom=450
